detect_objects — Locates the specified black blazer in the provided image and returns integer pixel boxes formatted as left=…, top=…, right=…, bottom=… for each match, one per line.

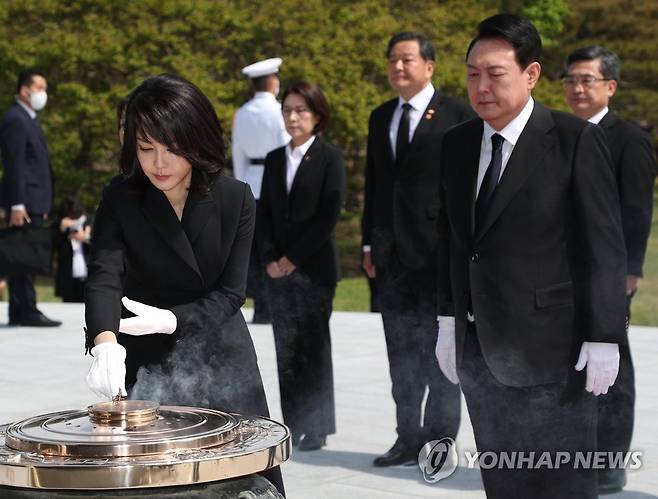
left=257, top=138, right=345, bottom=286
left=0, top=103, right=54, bottom=214
left=598, top=111, right=656, bottom=277
left=437, top=102, right=627, bottom=387
left=84, top=175, right=268, bottom=408
left=362, top=90, right=473, bottom=270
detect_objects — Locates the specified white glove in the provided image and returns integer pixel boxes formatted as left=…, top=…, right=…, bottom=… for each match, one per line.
left=86, top=342, right=127, bottom=399
left=574, top=341, right=620, bottom=396
left=435, top=315, right=459, bottom=384
left=119, top=296, right=177, bottom=336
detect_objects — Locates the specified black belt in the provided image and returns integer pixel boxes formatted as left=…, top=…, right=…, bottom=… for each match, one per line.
left=249, top=158, right=265, bottom=165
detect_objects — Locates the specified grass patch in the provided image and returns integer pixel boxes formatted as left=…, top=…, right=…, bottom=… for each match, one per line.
left=5, top=193, right=656, bottom=326
left=629, top=193, right=658, bottom=326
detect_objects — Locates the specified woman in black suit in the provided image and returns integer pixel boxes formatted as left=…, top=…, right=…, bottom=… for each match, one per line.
left=55, top=196, right=91, bottom=303
left=257, top=82, right=345, bottom=451
left=84, top=74, right=283, bottom=494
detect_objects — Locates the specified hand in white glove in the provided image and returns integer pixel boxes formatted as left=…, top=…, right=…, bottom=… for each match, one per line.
left=86, top=342, right=127, bottom=399
left=574, top=341, right=620, bottom=396
left=435, top=315, right=459, bottom=384
left=119, top=296, right=177, bottom=336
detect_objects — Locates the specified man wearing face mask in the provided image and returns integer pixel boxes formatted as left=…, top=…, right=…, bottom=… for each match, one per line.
left=0, top=68, right=60, bottom=327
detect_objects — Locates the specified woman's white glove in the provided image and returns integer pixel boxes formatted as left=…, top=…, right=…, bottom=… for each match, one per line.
left=435, top=315, right=459, bottom=384
left=575, top=341, right=620, bottom=396
left=119, top=296, right=177, bottom=336
left=86, top=342, right=127, bottom=399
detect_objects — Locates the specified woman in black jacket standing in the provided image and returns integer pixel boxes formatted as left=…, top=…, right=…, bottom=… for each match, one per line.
left=257, top=82, right=345, bottom=451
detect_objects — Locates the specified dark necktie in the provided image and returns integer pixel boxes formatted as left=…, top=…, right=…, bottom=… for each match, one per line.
left=395, top=102, right=412, bottom=165
left=475, top=133, right=504, bottom=231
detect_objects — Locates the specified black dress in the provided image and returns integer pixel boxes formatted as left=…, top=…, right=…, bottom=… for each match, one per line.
left=84, top=174, right=284, bottom=494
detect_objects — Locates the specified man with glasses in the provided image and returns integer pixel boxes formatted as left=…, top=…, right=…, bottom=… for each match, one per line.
left=563, top=45, right=657, bottom=494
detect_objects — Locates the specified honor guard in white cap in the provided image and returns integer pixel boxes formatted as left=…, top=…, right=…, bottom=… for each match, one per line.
left=232, top=57, right=290, bottom=324
left=232, top=57, right=290, bottom=200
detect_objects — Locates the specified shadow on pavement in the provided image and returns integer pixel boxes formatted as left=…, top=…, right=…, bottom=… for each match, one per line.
left=290, top=448, right=483, bottom=490
left=606, top=492, right=658, bottom=499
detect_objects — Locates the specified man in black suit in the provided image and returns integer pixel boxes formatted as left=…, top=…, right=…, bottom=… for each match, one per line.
left=0, top=69, right=60, bottom=327
left=435, top=15, right=627, bottom=498
left=361, top=32, right=473, bottom=467
left=563, top=45, right=656, bottom=494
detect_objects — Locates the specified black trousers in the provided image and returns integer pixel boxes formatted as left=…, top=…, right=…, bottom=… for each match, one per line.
left=8, top=214, right=43, bottom=322
left=266, top=270, right=336, bottom=439
left=371, top=229, right=460, bottom=449
left=597, top=291, right=635, bottom=479
left=459, top=322, right=597, bottom=499
left=246, top=200, right=270, bottom=320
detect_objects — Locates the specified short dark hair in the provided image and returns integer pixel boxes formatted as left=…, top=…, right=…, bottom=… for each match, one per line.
left=116, top=96, right=128, bottom=134
left=251, top=75, right=270, bottom=92
left=17, top=69, right=46, bottom=93
left=386, top=32, right=436, bottom=61
left=120, top=74, right=226, bottom=193
left=466, top=14, right=542, bottom=69
left=281, top=81, right=331, bottom=135
left=564, top=46, right=622, bottom=82
left=58, top=195, right=84, bottom=220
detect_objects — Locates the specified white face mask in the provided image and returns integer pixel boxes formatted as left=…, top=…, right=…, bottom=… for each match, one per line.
left=29, top=90, right=48, bottom=111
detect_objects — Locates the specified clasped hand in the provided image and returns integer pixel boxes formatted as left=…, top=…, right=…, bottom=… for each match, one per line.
left=266, top=257, right=296, bottom=278
left=119, top=296, right=177, bottom=336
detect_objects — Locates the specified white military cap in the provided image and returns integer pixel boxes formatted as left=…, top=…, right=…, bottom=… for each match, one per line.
left=241, top=57, right=283, bottom=78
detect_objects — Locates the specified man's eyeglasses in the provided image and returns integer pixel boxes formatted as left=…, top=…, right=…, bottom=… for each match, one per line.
left=561, top=75, right=612, bottom=87
left=282, top=107, right=311, bottom=116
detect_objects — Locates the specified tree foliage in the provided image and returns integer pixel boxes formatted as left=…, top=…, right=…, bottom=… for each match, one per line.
left=0, top=0, right=655, bottom=275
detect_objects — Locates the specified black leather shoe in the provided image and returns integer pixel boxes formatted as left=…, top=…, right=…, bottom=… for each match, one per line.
left=17, top=314, right=62, bottom=327
left=599, top=469, right=626, bottom=495
left=298, top=434, right=326, bottom=451
left=373, top=440, right=417, bottom=467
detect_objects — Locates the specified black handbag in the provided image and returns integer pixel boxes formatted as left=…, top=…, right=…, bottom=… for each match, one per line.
left=0, top=226, right=53, bottom=275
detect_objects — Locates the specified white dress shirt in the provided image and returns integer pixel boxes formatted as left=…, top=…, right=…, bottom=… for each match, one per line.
left=285, top=136, right=316, bottom=193
left=389, top=83, right=435, bottom=158
left=476, top=97, right=535, bottom=197
left=587, top=106, right=609, bottom=125
left=439, top=97, right=535, bottom=324
left=363, top=83, right=435, bottom=253
left=16, top=98, right=37, bottom=119
left=232, top=92, right=290, bottom=199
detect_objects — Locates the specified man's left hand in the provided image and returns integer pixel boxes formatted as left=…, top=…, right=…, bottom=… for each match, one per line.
left=9, top=208, right=31, bottom=226
left=627, top=275, right=640, bottom=295
left=118, top=297, right=177, bottom=336
left=574, top=341, right=619, bottom=396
